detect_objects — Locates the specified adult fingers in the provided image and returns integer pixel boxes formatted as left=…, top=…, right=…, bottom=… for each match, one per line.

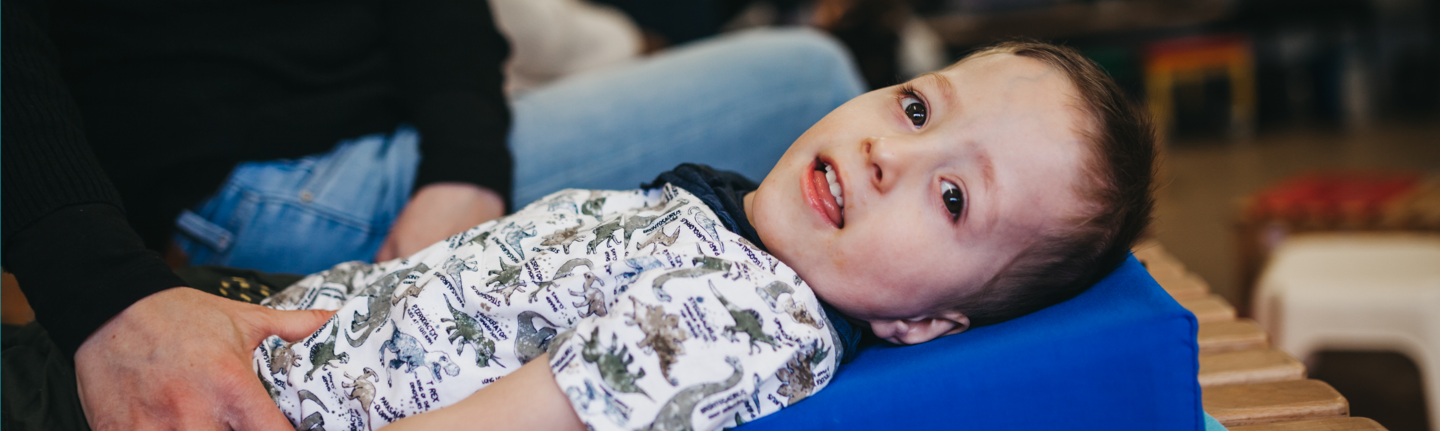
left=226, top=371, right=297, bottom=431
left=251, top=308, right=337, bottom=343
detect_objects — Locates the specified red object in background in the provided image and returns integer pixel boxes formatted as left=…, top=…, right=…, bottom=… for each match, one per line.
left=1246, top=172, right=1421, bottom=227
left=1234, top=170, right=1437, bottom=318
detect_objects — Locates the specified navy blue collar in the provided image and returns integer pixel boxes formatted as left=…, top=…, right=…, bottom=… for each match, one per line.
left=647, top=164, right=864, bottom=364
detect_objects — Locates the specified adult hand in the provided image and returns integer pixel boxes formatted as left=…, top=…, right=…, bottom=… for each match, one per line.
left=74, top=287, right=336, bottom=431
left=374, top=182, right=506, bottom=262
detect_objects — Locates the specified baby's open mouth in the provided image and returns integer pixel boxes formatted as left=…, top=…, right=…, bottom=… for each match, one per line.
left=811, top=158, right=845, bottom=228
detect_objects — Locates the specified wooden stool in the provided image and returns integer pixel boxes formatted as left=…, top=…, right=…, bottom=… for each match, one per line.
left=1144, top=34, right=1256, bottom=139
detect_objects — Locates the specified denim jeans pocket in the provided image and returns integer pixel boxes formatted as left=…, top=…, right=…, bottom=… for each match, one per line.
left=173, top=126, right=419, bottom=274
left=175, top=209, right=235, bottom=252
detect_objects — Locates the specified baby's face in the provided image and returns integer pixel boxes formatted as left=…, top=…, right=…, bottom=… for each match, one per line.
left=745, top=54, right=1090, bottom=343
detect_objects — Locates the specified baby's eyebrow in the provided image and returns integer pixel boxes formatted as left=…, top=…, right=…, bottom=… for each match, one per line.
left=918, top=72, right=956, bottom=106
left=975, top=146, right=995, bottom=193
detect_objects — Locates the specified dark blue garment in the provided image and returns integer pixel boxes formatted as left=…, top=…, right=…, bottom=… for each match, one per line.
left=647, top=164, right=864, bottom=364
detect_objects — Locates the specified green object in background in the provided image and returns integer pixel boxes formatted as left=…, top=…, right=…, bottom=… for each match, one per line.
left=1082, top=45, right=1141, bottom=95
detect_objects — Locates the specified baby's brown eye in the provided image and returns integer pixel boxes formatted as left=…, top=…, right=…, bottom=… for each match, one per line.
left=901, top=96, right=927, bottom=127
left=941, top=180, right=964, bottom=220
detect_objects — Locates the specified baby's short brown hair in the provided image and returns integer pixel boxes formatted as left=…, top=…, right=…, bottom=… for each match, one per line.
left=945, top=41, right=1157, bottom=326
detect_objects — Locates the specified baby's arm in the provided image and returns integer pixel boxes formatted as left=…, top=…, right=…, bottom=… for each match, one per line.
left=377, top=353, right=584, bottom=431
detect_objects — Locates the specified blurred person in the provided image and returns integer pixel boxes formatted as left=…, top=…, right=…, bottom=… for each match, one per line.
left=2, top=0, right=860, bottom=429
left=490, top=0, right=646, bottom=95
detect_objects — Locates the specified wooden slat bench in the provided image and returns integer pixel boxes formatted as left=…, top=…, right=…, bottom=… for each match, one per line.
left=1198, top=319, right=1269, bottom=355
left=1228, top=417, right=1387, bottom=431
left=1200, top=348, right=1308, bottom=387
left=1137, top=242, right=1386, bottom=430
left=1204, top=380, right=1349, bottom=427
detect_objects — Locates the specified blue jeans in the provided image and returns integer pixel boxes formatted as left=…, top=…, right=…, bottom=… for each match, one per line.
left=174, top=28, right=864, bottom=275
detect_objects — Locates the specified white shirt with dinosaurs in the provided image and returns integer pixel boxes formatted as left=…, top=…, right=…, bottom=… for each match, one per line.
left=255, top=185, right=842, bottom=431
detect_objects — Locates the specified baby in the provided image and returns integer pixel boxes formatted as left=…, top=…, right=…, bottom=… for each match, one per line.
left=254, top=40, right=1155, bottom=431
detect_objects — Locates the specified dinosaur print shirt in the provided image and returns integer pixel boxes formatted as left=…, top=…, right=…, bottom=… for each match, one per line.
left=255, top=184, right=843, bottom=431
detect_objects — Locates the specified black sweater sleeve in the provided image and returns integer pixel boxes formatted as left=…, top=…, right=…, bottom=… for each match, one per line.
left=2, top=0, right=186, bottom=358
left=388, top=0, right=515, bottom=206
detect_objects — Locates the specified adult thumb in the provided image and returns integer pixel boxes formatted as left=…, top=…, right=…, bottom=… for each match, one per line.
left=255, top=308, right=338, bottom=343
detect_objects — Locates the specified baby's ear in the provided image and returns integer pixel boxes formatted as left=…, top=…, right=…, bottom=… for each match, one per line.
left=869, top=311, right=970, bottom=345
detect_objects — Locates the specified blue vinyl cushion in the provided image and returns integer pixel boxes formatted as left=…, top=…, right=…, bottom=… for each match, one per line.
left=748, top=255, right=1203, bottom=430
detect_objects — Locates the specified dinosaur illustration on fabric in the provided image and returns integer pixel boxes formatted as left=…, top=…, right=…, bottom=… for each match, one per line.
left=624, top=297, right=688, bottom=385
left=755, top=281, right=793, bottom=311
left=259, top=367, right=280, bottom=399
left=342, top=368, right=380, bottom=430
left=569, top=272, right=608, bottom=318
left=687, top=207, right=724, bottom=253
left=615, top=256, right=667, bottom=288
left=484, top=257, right=526, bottom=305
left=256, top=186, right=840, bottom=431
left=440, top=254, right=479, bottom=291
left=640, top=356, right=744, bottom=431
left=635, top=226, right=681, bottom=253
left=651, top=255, right=732, bottom=302
left=581, top=191, right=607, bottom=221
left=621, top=199, right=688, bottom=244
left=500, top=221, right=537, bottom=260
left=296, top=389, right=330, bottom=430
left=462, top=231, right=492, bottom=251
left=544, top=196, right=580, bottom=215
left=379, top=328, right=461, bottom=381
left=320, top=264, right=365, bottom=294
left=774, top=342, right=829, bottom=405
left=755, top=281, right=823, bottom=329
left=347, top=264, right=425, bottom=347
left=712, top=282, right=779, bottom=353
left=306, top=323, right=350, bottom=381
left=587, top=217, right=624, bottom=254
left=532, top=257, right=596, bottom=302
left=565, top=379, right=632, bottom=427
left=785, top=302, right=824, bottom=329
left=537, top=219, right=587, bottom=254
left=580, top=327, right=650, bottom=399
left=441, top=296, right=499, bottom=367
left=516, top=311, right=561, bottom=364
left=267, top=338, right=301, bottom=376
left=390, top=263, right=433, bottom=307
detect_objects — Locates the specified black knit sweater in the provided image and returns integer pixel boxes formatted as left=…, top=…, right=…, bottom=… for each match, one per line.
left=2, top=0, right=513, bottom=357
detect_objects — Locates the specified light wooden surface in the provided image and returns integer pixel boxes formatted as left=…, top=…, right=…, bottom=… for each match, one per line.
left=1155, top=270, right=1211, bottom=300
left=1198, top=318, right=1269, bottom=355
left=1204, top=380, right=1348, bottom=427
left=1227, top=417, right=1387, bottom=431
left=1200, top=348, right=1307, bottom=387
left=1180, top=294, right=1238, bottom=323
left=1134, top=240, right=1188, bottom=277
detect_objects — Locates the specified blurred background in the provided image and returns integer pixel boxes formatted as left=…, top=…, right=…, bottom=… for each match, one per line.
left=619, top=0, right=1438, bottom=428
